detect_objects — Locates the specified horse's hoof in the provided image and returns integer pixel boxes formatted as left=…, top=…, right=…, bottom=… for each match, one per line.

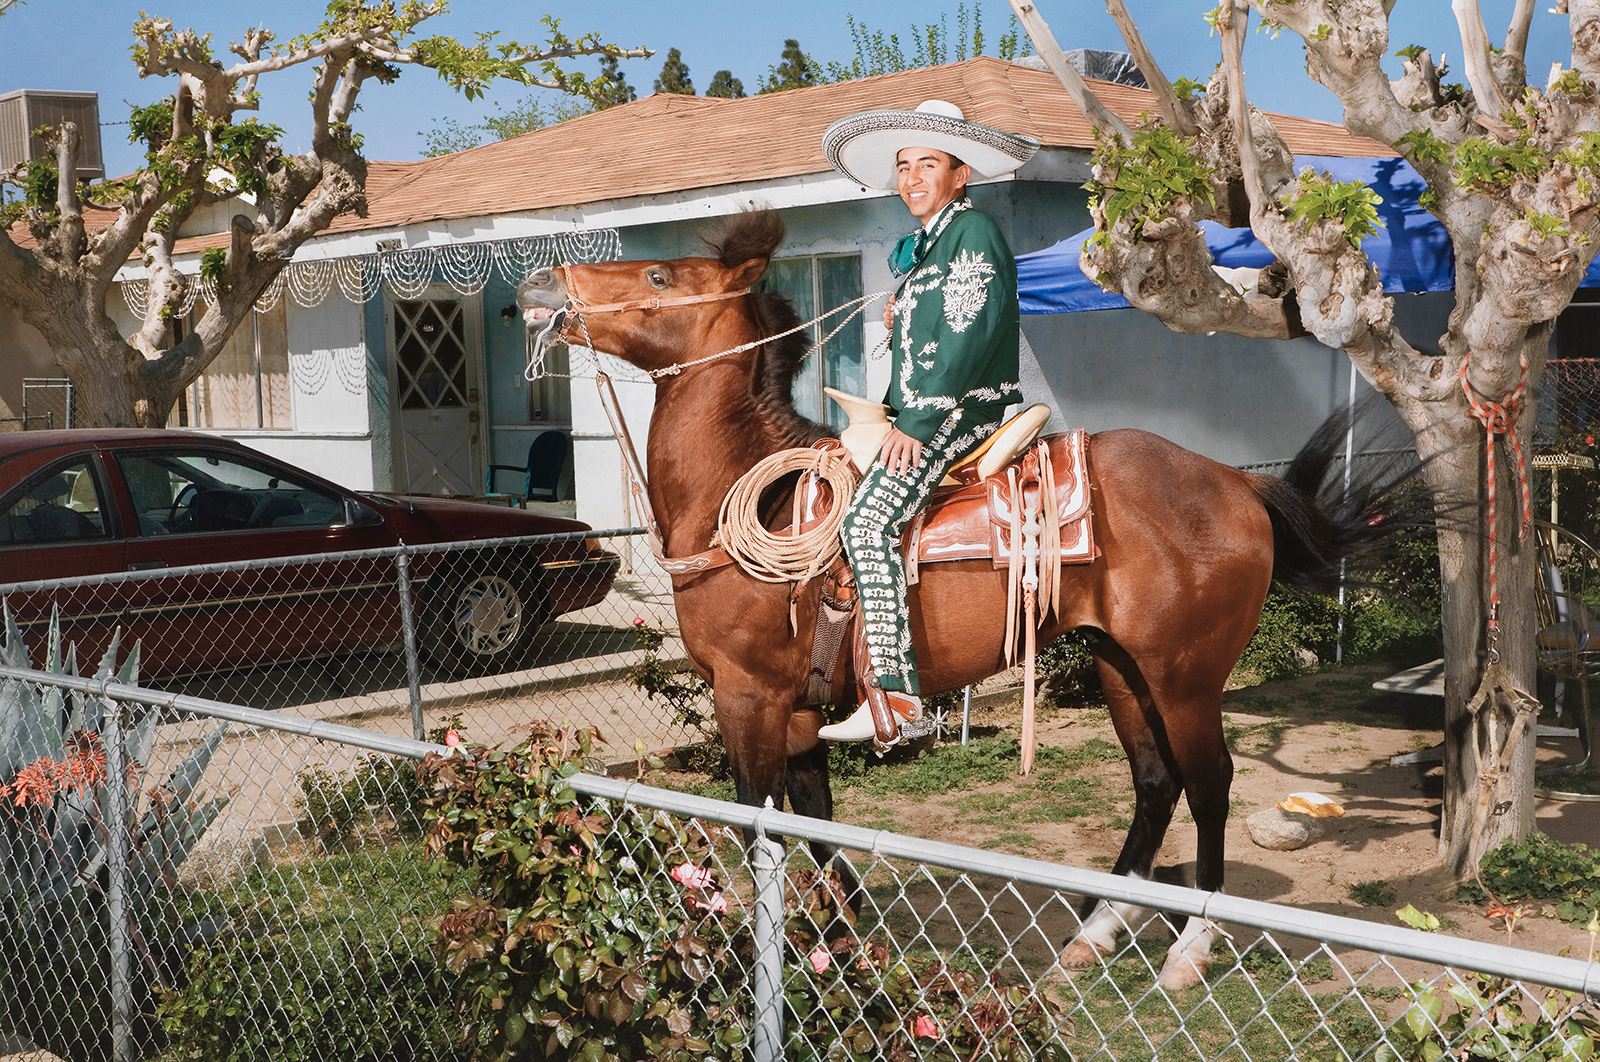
left=1156, top=954, right=1211, bottom=992
left=1055, top=937, right=1112, bottom=970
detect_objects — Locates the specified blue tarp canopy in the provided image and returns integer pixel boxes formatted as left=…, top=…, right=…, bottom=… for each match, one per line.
left=1016, top=154, right=1600, bottom=315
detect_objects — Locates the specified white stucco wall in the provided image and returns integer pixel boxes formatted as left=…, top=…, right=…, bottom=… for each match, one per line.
left=570, top=356, right=657, bottom=532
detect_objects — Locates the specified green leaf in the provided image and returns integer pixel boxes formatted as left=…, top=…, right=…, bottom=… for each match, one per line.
left=1396, top=904, right=1441, bottom=932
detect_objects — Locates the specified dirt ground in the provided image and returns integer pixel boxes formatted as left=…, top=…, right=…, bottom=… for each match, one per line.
left=733, top=664, right=1600, bottom=964
left=915, top=671, right=1600, bottom=959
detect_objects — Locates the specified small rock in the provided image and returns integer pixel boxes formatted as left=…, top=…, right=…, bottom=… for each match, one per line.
left=179, top=822, right=268, bottom=890
left=1246, top=807, right=1325, bottom=851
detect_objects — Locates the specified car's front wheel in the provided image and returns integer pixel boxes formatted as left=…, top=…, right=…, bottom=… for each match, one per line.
left=422, top=558, right=546, bottom=677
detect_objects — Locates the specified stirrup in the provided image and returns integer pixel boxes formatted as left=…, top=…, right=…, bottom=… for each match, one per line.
left=818, top=692, right=922, bottom=745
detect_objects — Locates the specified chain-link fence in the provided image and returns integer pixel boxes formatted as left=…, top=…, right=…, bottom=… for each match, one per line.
left=21, top=378, right=72, bottom=432
left=0, top=530, right=695, bottom=766
left=2, top=664, right=1595, bottom=1062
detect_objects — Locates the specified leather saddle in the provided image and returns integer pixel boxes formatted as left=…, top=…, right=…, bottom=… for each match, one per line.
left=796, top=416, right=1097, bottom=578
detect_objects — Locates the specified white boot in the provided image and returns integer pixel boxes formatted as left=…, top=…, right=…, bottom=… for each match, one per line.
left=817, top=693, right=921, bottom=743
left=817, top=701, right=877, bottom=741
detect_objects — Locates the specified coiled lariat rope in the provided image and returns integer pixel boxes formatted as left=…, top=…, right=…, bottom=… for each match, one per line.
left=719, top=447, right=860, bottom=632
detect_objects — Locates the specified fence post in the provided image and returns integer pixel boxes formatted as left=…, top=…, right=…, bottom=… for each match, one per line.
left=750, top=813, right=786, bottom=1062
left=395, top=544, right=425, bottom=742
left=102, top=698, right=132, bottom=1062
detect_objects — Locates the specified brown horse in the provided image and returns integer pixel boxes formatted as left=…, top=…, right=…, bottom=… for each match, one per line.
left=517, top=212, right=1410, bottom=990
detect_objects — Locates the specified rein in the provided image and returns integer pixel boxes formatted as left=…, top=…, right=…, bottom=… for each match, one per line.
left=523, top=263, right=892, bottom=581
left=531, top=263, right=891, bottom=381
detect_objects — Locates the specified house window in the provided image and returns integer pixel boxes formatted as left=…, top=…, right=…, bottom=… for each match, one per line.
left=760, top=254, right=865, bottom=430
left=177, top=303, right=292, bottom=429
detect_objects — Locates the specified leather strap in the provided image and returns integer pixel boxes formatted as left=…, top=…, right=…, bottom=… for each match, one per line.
left=660, top=509, right=837, bottom=587
left=851, top=613, right=902, bottom=745
left=569, top=282, right=753, bottom=316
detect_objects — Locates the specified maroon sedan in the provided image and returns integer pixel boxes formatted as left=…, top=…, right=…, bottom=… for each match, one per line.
left=0, top=430, right=619, bottom=677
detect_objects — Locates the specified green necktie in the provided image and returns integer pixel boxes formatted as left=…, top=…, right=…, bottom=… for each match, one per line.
left=888, top=228, right=927, bottom=278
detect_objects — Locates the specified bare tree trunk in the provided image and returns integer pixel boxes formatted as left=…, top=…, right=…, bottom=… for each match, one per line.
left=1406, top=356, right=1541, bottom=876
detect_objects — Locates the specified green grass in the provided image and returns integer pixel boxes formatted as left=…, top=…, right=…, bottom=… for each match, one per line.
left=1055, top=944, right=1386, bottom=1062
left=1222, top=715, right=1291, bottom=752
left=175, top=840, right=463, bottom=960
left=1347, top=880, right=1398, bottom=907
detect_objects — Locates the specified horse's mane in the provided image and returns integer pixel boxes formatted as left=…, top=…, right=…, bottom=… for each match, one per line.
left=704, top=211, right=834, bottom=448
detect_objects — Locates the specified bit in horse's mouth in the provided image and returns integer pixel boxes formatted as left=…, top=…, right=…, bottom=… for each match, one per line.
left=523, top=306, right=556, bottom=324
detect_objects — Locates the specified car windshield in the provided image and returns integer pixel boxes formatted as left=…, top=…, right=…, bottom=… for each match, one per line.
left=116, top=450, right=345, bottom=535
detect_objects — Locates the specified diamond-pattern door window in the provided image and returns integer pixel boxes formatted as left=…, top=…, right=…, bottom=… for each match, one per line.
left=396, top=299, right=469, bottom=411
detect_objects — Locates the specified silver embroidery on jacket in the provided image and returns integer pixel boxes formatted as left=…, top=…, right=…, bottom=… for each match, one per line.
left=942, top=249, right=995, bottom=333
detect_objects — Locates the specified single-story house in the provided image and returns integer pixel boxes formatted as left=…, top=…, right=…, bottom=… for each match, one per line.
left=3, top=56, right=1417, bottom=530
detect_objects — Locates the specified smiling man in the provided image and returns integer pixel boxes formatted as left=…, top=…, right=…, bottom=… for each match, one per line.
left=817, top=100, right=1039, bottom=745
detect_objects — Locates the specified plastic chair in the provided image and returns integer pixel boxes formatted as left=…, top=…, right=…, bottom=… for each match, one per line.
left=486, top=430, right=569, bottom=505
left=1534, top=520, right=1598, bottom=769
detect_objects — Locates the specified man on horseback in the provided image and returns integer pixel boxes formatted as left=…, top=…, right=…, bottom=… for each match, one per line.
left=817, top=100, right=1040, bottom=745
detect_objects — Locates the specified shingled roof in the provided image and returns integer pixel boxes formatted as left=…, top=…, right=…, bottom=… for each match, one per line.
left=325, top=56, right=1390, bottom=236
left=9, top=56, right=1393, bottom=256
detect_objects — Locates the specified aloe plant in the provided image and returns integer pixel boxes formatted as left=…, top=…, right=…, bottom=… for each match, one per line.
left=0, top=606, right=228, bottom=1062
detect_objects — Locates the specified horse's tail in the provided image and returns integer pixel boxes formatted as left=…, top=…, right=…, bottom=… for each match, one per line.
left=1246, top=398, right=1431, bottom=595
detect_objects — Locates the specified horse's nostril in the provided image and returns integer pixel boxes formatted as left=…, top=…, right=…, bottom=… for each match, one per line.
left=528, top=268, right=553, bottom=287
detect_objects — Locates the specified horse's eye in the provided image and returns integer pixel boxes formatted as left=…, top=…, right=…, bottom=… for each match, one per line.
left=647, top=270, right=668, bottom=289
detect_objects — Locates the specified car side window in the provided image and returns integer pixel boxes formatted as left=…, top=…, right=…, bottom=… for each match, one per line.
left=0, top=459, right=112, bottom=545
left=115, top=451, right=345, bottom=535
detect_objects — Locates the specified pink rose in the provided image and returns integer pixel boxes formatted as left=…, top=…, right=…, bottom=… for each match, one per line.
left=670, top=863, right=715, bottom=889
left=809, top=946, right=831, bottom=975
left=687, top=891, right=728, bottom=915
left=444, top=729, right=461, bottom=747
left=913, top=1015, right=938, bottom=1039
left=633, top=617, right=646, bottom=626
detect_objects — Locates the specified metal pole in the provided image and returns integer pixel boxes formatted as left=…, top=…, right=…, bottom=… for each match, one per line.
left=750, top=810, right=786, bottom=1062
left=103, top=700, right=132, bottom=1062
left=395, top=544, right=425, bottom=742
left=1335, top=364, right=1357, bottom=664
left=961, top=684, right=972, bottom=745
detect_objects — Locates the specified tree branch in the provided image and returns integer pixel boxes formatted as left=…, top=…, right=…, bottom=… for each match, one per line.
left=1224, top=3, right=1267, bottom=229
left=1574, top=0, right=1600, bottom=77
left=1105, top=0, right=1196, bottom=137
left=1506, top=0, right=1538, bottom=61
left=1453, top=0, right=1515, bottom=132
left=54, top=123, right=84, bottom=262
left=1008, top=0, right=1134, bottom=139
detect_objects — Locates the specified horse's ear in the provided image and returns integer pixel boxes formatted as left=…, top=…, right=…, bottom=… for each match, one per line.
left=728, top=257, right=770, bottom=289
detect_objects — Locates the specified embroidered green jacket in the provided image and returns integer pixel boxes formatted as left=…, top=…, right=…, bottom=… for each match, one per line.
left=885, top=197, right=1022, bottom=443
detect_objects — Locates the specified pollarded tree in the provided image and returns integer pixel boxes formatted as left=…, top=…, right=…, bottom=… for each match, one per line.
left=1010, top=0, right=1590, bottom=875
left=0, top=2, right=648, bottom=429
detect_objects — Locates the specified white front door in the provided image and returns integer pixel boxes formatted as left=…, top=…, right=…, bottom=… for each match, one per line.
left=391, top=294, right=484, bottom=495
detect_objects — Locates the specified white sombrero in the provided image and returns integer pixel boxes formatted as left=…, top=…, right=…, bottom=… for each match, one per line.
left=822, top=99, right=1041, bottom=191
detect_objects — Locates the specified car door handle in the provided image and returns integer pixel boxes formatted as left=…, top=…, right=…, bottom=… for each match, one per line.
left=128, top=561, right=168, bottom=571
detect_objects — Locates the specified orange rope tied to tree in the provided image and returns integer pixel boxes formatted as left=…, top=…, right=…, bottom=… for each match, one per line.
left=1458, top=350, right=1541, bottom=862
left=1458, top=350, right=1533, bottom=662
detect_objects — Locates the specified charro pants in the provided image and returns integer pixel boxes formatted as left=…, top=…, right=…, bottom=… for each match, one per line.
left=840, top=408, right=997, bottom=695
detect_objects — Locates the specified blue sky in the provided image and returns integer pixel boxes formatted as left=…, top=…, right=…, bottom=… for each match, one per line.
left=0, top=0, right=1577, bottom=178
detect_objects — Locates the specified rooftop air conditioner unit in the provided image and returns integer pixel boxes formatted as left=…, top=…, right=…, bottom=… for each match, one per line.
left=0, top=90, right=104, bottom=181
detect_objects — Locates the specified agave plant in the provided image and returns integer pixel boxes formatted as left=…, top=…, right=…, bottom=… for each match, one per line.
left=0, top=605, right=228, bottom=1062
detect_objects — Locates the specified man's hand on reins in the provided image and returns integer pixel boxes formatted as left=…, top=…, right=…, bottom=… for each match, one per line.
left=879, top=427, right=922, bottom=477
left=883, top=295, right=895, bottom=330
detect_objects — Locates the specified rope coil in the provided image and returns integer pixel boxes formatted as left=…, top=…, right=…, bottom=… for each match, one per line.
left=718, top=448, right=859, bottom=584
